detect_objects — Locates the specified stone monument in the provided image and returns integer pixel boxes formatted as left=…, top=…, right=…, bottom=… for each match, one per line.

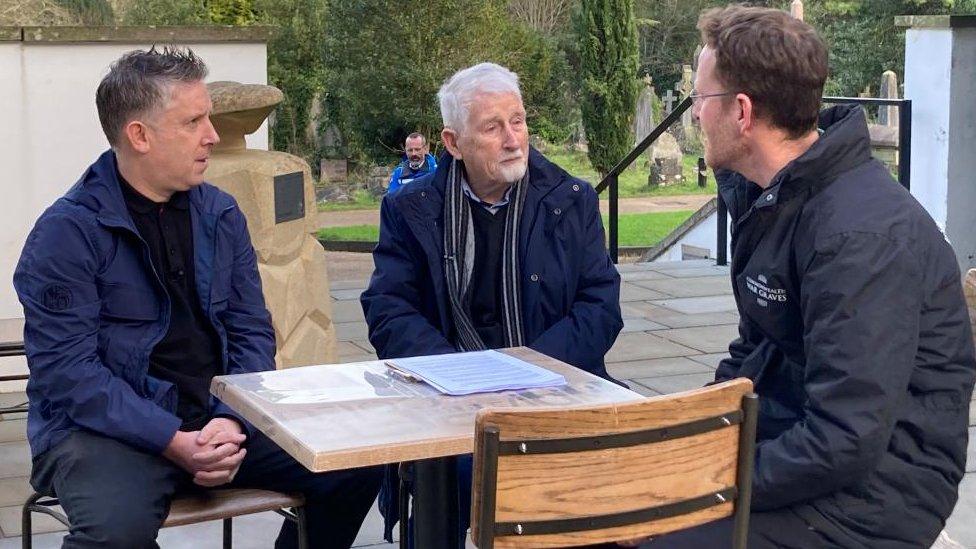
left=205, top=81, right=338, bottom=368
left=635, top=76, right=684, bottom=186
left=791, top=0, right=804, bottom=21
left=879, top=70, right=899, bottom=127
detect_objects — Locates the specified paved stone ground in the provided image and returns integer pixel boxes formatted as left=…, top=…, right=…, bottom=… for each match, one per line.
left=1, top=258, right=974, bottom=547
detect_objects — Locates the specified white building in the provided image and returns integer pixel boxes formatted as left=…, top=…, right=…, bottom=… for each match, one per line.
left=0, top=25, right=271, bottom=319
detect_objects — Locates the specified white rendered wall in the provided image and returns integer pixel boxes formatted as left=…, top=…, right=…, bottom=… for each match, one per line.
left=653, top=209, right=732, bottom=263
left=904, top=29, right=951, bottom=232
left=945, top=28, right=976, bottom=272
left=1, top=41, right=267, bottom=318
left=904, top=25, right=976, bottom=273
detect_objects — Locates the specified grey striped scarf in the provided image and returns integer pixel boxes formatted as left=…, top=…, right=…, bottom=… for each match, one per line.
left=442, top=158, right=529, bottom=351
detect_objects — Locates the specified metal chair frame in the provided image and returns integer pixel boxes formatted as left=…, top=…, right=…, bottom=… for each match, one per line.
left=22, top=491, right=308, bottom=549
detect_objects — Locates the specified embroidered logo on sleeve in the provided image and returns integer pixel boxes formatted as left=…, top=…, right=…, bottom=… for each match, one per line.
left=745, top=274, right=787, bottom=308
left=42, top=284, right=73, bottom=311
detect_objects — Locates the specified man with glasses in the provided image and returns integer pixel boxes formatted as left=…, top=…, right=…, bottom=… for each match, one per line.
left=641, top=5, right=975, bottom=548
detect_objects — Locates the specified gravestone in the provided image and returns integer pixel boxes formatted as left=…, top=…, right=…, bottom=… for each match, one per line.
left=879, top=70, right=899, bottom=127
left=205, top=81, right=338, bottom=368
left=634, top=75, right=656, bottom=165
left=791, top=0, right=804, bottom=20
left=320, top=158, right=348, bottom=184
left=662, top=89, right=678, bottom=115
left=648, top=134, right=684, bottom=187
left=636, top=76, right=684, bottom=186
left=678, top=64, right=696, bottom=142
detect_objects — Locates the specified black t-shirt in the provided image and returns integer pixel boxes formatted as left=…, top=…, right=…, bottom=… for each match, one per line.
left=467, top=200, right=508, bottom=349
left=119, top=175, right=222, bottom=432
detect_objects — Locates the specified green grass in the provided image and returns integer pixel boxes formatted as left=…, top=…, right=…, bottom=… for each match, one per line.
left=543, top=147, right=717, bottom=198
left=606, top=210, right=693, bottom=247
left=317, top=225, right=380, bottom=241
left=317, top=189, right=381, bottom=212
left=317, top=209, right=694, bottom=247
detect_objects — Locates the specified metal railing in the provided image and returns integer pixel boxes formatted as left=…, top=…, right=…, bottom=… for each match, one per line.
left=595, top=97, right=693, bottom=263
left=822, top=97, right=912, bottom=190
left=596, top=96, right=913, bottom=266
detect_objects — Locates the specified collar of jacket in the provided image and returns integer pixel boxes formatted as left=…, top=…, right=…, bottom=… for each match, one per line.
left=752, top=104, right=874, bottom=210
left=65, top=150, right=235, bottom=231
left=63, top=149, right=236, bottom=310
left=394, top=146, right=575, bottom=258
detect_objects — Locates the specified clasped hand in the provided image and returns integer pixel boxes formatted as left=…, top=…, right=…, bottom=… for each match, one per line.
left=163, top=417, right=247, bottom=487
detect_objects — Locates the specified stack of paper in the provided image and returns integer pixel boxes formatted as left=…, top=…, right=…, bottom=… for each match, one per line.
left=387, top=350, right=567, bottom=396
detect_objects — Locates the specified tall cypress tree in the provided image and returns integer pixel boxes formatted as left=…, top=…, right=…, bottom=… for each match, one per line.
left=578, top=0, right=639, bottom=177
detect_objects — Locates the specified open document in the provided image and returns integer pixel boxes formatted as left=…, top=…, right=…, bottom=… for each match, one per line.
left=387, top=350, right=567, bottom=395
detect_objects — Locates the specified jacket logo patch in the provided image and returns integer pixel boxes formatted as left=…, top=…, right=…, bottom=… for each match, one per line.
left=42, top=284, right=73, bottom=311
left=745, top=274, right=786, bottom=307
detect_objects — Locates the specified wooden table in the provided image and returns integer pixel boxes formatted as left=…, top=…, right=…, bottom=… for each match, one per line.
left=212, top=347, right=643, bottom=547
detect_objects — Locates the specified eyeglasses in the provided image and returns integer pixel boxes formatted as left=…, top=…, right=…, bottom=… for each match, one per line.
left=689, top=89, right=736, bottom=104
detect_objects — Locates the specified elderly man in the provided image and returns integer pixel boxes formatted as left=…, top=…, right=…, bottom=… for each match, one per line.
left=643, top=6, right=976, bottom=548
left=387, top=132, right=437, bottom=195
left=15, top=47, right=381, bottom=548
left=361, top=62, right=622, bottom=546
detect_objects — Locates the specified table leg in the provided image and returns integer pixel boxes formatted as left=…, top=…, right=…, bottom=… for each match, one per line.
left=412, top=456, right=459, bottom=549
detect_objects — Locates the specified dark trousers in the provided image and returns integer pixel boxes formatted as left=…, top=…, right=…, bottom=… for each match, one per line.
left=641, top=507, right=842, bottom=549
left=30, top=429, right=383, bottom=549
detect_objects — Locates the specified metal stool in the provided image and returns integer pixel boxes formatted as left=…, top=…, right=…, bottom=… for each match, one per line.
left=22, top=488, right=308, bottom=549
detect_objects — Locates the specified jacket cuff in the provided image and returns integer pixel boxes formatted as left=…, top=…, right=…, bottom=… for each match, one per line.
left=146, top=412, right=183, bottom=455
left=212, top=401, right=256, bottom=440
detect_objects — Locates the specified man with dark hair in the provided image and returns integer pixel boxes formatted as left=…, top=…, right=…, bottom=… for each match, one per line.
left=387, top=132, right=437, bottom=195
left=640, top=5, right=976, bottom=548
left=15, top=47, right=381, bottom=548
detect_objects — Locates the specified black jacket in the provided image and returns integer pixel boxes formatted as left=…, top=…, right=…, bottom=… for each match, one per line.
left=716, top=105, right=975, bottom=548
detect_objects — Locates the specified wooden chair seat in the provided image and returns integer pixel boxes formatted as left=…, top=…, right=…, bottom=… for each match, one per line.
left=164, top=488, right=304, bottom=527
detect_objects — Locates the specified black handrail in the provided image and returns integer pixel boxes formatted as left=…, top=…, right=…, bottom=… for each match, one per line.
left=596, top=97, right=694, bottom=263
left=596, top=95, right=912, bottom=266
left=822, top=97, right=912, bottom=190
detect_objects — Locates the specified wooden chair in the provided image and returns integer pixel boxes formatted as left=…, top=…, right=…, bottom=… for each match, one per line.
left=22, top=488, right=307, bottom=549
left=471, top=378, right=757, bottom=548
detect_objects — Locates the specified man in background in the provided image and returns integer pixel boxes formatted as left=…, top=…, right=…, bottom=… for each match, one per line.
left=387, top=132, right=437, bottom=195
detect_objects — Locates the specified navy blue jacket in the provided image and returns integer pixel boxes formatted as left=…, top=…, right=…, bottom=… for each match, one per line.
left=14, top=150, right=275, bottom=458
left=362, top=147, right=622, bottom=378
left=717, top=106, right=975, bottom=547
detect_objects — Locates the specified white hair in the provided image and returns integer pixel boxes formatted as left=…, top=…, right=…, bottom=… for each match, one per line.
left=437, top=62, right=522, bottom=134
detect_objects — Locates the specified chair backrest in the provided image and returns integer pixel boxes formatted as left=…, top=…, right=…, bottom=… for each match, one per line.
left=471, top=378, right=757, bottom=549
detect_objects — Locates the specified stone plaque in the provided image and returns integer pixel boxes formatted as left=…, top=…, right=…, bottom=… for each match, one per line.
left=274, top=171, right=305, bottom=224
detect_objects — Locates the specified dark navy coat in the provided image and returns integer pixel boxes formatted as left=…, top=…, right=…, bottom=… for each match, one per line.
left=361, top=147, right=623, bottom=378
left=14, top=150, right=275, bottom=458
left=717, top=106, right=975, bottom=547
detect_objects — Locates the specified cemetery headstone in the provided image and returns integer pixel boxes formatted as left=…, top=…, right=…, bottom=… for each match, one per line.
left=662, top=89, right=678, bottom=115
left=879, top=70, right=899, bottom=127
left=634, top=75, right=656, bottom=165
left=791, top=0, right=804, bottom=21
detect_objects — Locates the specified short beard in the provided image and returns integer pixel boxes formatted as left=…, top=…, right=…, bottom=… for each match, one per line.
left=498, top=158, right=528, bottom=183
